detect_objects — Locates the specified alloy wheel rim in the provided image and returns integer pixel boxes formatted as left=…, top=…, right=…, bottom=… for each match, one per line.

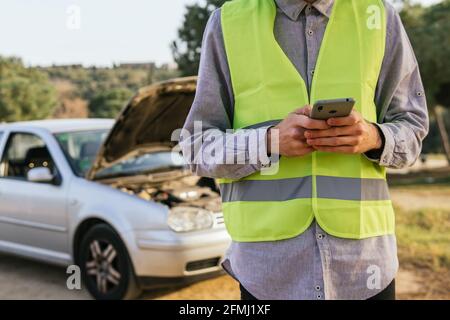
left=86, top=240, right=122, bottom=294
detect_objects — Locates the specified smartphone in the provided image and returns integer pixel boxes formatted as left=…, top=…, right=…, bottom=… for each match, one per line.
left=311, top=98, right=355, bottom=120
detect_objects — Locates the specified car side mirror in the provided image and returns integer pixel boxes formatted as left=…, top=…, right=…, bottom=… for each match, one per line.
left=27, top=167, right=55, bottom=184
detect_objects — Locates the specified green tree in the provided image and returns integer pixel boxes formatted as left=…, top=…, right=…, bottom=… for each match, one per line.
left=401, top=0, right=450, bottom=162
left=0, top=57, right=57, bottom=122
left=88, top=88, right=133, bottom=119
left=172, top=0, right=230, bottom=76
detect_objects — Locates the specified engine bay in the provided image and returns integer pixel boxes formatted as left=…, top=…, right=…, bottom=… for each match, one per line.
left=113, top=176, right=222, bottom=211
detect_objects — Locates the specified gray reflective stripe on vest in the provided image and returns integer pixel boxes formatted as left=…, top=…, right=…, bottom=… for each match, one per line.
left=243, top=120, right=282, bottom=129
left=220, top=176, right=389, bottom=202
left=220, top=176, right=312, bottom=202
left=316, top=176, right=390, bottom=201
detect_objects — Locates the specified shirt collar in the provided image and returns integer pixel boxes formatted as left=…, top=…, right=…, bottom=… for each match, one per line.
left=275, top=0, right=334, bottom=21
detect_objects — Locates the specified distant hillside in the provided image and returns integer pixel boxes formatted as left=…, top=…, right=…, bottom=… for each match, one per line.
left=40, top=63, right=179, bottom=119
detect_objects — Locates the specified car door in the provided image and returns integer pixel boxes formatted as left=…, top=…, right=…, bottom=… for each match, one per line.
left=0, top=131, right=69, bottom=258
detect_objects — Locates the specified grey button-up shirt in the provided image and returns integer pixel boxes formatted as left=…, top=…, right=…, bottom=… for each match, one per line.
left=181, top=0, right=428, bottom=300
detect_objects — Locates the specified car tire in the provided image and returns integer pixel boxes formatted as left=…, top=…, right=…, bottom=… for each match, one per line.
left=78, top=223, right=142, bottom=300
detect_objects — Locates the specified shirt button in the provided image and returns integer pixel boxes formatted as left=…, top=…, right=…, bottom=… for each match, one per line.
left=317, top=294, right=322, bottom=300
left=317, top=234, right=324, bottom=240
left=315, top=285, right=321, bottom=291
left=311, top=70, right=315, bottom=76
left=308, top=30, right=314, bottom=36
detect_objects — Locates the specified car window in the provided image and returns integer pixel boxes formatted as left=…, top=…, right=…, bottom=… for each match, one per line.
left=55, top=130, right=109, bottom=177
left=0, top=133, right=56, bottom=180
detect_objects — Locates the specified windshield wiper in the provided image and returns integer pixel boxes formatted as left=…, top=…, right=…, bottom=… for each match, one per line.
left=95, top=165, right=186, bottom=180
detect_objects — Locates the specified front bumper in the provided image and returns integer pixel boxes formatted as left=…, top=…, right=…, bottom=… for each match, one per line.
left=124, top=227, right=231, bottom=279
left=138, top=270, right=225, bottom=290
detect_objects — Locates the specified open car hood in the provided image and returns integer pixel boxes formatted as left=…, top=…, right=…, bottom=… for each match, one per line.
left=87, top=77, right=197, bottom=180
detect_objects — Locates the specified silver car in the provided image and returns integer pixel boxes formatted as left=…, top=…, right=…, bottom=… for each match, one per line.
left=0, top=77, right=230, bottom=300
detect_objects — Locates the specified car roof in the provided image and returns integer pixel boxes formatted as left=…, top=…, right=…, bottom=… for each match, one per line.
left=0, top=119, right=115, bottom=134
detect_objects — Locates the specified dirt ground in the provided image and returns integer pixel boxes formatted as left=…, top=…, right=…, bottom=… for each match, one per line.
left=390, top=186, right=450, bottom=211
left=0, top=187, right=446, bottom=300
left=0, top=252, right=424, bottom=300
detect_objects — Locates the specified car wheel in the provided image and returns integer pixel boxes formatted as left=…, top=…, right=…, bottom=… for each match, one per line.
left=78, top=224, right=142, bottom=300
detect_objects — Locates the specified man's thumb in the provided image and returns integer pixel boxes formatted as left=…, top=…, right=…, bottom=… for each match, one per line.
left=292, top=105, right=312, bottom=117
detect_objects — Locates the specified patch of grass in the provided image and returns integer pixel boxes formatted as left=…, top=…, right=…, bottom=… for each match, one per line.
left=396, top=207, right=450, bottom=271
left=391, top=182, right=450, bottom=190
left=388, top=175, right=450, bottom=186
left=390, top=183, right=450, bottom=191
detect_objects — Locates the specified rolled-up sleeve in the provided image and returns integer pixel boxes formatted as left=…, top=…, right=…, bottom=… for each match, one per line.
left=367, top=4, right=429, bottom=169
left=180, top=9, right=273, bottom=179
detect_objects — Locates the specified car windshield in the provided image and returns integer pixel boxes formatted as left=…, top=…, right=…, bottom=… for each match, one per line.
left=55, top=130, right=186, bottom=178
left=55, top=130, right=109, bottom=177
left=94, top=151, right=187, bottom=179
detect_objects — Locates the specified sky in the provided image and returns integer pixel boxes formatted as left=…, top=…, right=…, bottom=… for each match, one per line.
left=0, top=0, right=442, bottom=67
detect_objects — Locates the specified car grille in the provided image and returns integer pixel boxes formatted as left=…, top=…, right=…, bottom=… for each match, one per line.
left=186, top=257, right=221, bottom=272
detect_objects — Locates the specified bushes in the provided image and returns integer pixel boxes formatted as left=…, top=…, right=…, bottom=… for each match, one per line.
left=0, top=57, right=57, bottom=121
left=88, top=88, right=133, bottom=119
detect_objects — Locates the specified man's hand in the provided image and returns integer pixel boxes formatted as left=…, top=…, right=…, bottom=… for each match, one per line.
left=268, top=105, right=330, bottom=157
left=304, top=110, right=382, bottom=154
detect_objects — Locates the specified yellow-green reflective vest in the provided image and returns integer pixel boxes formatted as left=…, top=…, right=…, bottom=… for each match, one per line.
left=219, top=0, right=395, bottom=241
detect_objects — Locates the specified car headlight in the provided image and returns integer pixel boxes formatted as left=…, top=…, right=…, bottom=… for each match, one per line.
left=167, top=207, right=214, bottom=232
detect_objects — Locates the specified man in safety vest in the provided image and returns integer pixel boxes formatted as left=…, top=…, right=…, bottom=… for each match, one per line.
left=181, top=0, right=428, bottom=300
